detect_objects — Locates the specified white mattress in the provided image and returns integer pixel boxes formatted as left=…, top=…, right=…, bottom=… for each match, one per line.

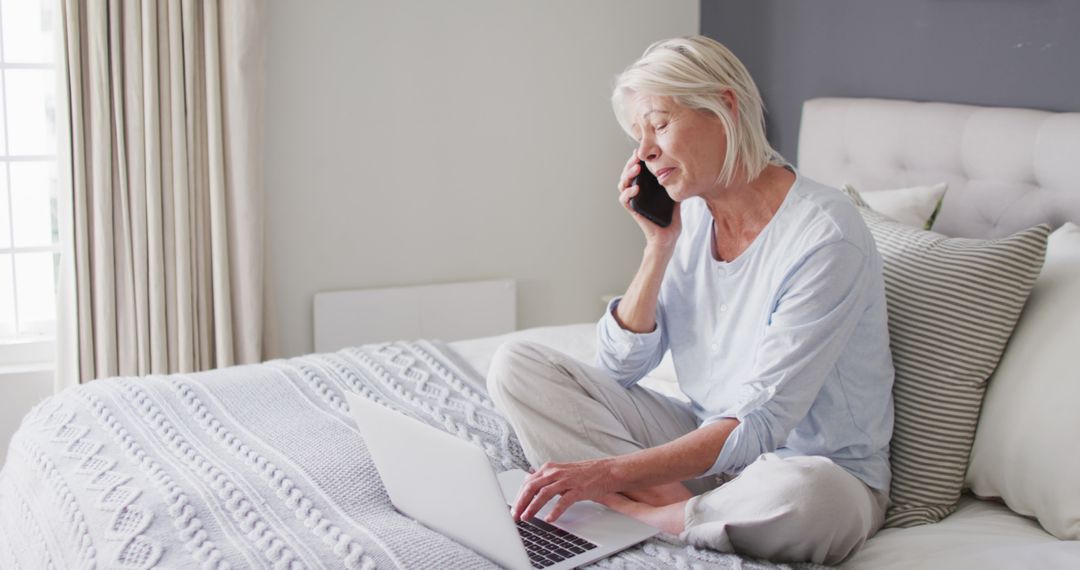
left=450, top=323, right=1080, bottom=569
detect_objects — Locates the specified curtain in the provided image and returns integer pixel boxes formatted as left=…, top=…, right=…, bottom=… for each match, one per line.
left=54, top=0, right=274, bottom=388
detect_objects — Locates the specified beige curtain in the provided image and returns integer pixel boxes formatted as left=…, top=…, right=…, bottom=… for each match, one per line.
left=55, top=0, right=274, bottom=388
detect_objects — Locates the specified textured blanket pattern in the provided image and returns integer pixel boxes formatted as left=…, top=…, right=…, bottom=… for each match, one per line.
left=0, top=341, right=818, bottom=570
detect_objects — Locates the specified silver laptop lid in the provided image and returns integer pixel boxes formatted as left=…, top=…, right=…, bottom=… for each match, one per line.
left=345, top=391, right=532, bottom=570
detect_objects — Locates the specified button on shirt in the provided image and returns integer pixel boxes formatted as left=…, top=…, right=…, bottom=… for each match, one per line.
left=596, top=172, right=895, bottom=492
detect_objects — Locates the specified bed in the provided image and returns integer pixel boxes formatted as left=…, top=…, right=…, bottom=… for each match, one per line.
left=2, top=97, right=1078, bottom=569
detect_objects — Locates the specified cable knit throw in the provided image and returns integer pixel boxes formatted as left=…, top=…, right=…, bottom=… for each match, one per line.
left=0, top=341, right=822, bottom=570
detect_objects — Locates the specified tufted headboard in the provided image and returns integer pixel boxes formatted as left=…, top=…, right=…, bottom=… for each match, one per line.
left=797, top=97, right=1080, bottom=239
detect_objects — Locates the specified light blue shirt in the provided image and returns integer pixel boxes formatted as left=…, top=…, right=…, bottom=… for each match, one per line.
left=596, top=172, right=895, bottom=492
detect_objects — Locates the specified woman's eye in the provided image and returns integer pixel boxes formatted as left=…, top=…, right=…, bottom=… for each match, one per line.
left=655, top=123, right=668, bottom=132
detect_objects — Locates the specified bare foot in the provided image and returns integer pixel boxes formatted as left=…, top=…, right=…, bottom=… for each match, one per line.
left=597, top=493, right=688, bottom=535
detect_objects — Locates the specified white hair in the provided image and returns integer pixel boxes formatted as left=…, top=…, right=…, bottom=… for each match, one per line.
left=612, top=35, right=782, bottom=187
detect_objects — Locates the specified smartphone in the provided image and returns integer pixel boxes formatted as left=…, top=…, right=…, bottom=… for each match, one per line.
left=630, top=161, right=675, bottom=227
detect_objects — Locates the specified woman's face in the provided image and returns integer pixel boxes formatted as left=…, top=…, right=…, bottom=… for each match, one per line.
left=626, top=93, right=730, bottom=201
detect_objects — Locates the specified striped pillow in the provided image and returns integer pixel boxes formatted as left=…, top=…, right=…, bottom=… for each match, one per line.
left=841, top=186, right=1050, bottom=528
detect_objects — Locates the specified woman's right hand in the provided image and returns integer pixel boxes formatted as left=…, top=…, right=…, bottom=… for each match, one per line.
left=618, top=153, right=682, bottom=252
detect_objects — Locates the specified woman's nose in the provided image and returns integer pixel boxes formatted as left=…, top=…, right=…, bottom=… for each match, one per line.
left=637, top=137, right=660, bottom=162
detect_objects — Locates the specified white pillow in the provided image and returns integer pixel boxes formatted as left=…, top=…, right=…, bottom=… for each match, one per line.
left=843, top=183, right=948, bottom=230
left=965, top=222, right=1080, bottom=540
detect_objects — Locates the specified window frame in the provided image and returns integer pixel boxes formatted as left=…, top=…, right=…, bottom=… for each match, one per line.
left=0, top=0, right=61, bottom=353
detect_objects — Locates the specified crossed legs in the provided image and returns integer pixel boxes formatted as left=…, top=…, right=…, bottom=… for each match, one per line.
left=486, top=340, right=887, bottom=565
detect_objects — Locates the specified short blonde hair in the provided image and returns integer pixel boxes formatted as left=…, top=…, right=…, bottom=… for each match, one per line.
left=612, top=36, right=782, bottom=187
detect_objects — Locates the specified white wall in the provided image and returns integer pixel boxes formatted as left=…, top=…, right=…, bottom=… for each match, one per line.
left=264, top=0, right=699, bottom=357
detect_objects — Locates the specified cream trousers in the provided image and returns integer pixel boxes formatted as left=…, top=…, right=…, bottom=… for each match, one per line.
left=486, top=340, right=887, bottom=565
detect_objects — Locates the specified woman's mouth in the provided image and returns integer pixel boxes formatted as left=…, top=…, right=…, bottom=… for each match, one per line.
left=656, top=167, right=675, bottom=183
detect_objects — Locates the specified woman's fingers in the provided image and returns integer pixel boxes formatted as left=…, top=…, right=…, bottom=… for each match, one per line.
left=520, top=482, right=564, bottom=522
left=620, top=184, right=639, bottom=208
left=512, top=458, right=621, bottom=522
left=516, top=468, right=565, bottom=521
left=621, top=184, right=662, bottom=229
left=513, top=464, right=559, bottom=520
left=545, top=491, right=581, bottom=523
left=618, top=155, right=641, bottom=192
left=623, top=152, right=639, bottom=178
left=512, top=475, right=543, bottom=520
left=513, top=462, right=589, bottom=522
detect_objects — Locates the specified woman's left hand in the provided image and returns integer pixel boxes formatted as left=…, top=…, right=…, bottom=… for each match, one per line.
left=512, top=457, right=622, bottom=523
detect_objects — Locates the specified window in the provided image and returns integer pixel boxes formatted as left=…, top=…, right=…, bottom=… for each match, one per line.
left=0, top=0, right=60, bottom=353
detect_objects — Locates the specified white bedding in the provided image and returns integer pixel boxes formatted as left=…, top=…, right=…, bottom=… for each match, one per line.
left=0, top=342, right=519, bottom=570
left=0, top=337, right=826, bottom=570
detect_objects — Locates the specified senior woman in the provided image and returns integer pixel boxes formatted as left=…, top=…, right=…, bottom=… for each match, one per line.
left=486, top=35, right=894, bottom=565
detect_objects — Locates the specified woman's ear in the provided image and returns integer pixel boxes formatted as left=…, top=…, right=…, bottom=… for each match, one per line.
left=719, top=89, right=738, bottom=119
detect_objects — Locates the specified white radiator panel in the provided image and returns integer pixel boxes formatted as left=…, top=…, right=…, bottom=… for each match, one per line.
left=313, top=279, right=516, bottom=352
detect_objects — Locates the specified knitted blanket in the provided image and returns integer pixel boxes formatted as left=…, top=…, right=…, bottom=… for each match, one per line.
left=0, top=341, right=820, bottom=570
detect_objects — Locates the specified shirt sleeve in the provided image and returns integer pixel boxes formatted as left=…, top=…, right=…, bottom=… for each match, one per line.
left=595, top=297, right=668, bottom=388
left=701, top=240, right=872, bottom=476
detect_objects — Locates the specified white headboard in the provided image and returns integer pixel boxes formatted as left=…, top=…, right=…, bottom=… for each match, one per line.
left=797, top=97, right=1080, bottom=239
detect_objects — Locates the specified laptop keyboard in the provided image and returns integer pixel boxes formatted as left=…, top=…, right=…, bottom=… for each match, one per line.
left=516, top=517, right=598, bottom=568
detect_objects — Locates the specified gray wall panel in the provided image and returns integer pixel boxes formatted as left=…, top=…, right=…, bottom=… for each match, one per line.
left=701, top=0, right=1080, bottom=163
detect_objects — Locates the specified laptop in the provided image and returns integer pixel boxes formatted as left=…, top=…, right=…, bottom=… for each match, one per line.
left=345, top=391, right=659, bottom=570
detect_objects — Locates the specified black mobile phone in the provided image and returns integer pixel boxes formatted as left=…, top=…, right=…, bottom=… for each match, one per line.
left=630, top=161, right=675, bottom=227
